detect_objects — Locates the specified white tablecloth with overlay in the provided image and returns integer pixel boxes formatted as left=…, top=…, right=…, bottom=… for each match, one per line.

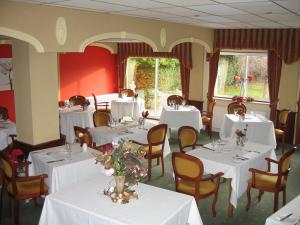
left=28, top=144, right=103, bottom=193
left=0, top=120, right=16, bottom=150
left=59, top=107, right=94, bottom=143
left=111, top=98, right=145, bottom=120
left=39, top=173, right=203, bottom=225
left=220, top=114, right=276, bottom=148
left=89, top=122, right=171, bottom=157
left=265, top=194, right=300, bottom=225
left=159, top=105, right=203, bottom=132
left=187, top=141, right=276, bottom=208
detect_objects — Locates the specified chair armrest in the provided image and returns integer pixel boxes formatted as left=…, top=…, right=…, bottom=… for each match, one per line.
left=195, top=143, right=203, bottom=147
left=17, top=174, right=48, bottom=182
left=265, top=158, right=279, bottom=171
left=249, top=168, right=278, bottom=176
left=201, top=172, right=224, bottom=181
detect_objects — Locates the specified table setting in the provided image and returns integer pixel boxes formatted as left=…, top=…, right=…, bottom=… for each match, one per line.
left=111, top=97, right=145, bottom=121
left=28, top=143, right=104, bottom=193
left=0, top=119, right=16, bottom=150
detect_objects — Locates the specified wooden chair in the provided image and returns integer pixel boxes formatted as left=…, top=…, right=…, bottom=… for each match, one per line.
left=202, top=100, right=216, bottom=139
left=246, top=147, right=296, bottom=212
left=69, top=95, right=88, bottom=107
left=227, top=102, right=247, bottom=114
left=172, top=152, right=223, bottom=217
left=167, top=95, right=183, bottom=106
left=0, top=152, right=48, bottom=225
left=131, top=124, right=168, bottom=181
left=120, top=88, right=134, bottom=97
left=178, top=126, right=202, bottom=153
left=0, top=106, right=9, bottom=120
left=74, top=126, right=93, bottom=147
left=93, top=110, right=111, bottom=127
left=91, top=93, right=110, bottom=112
left=275, top=109, right=290, bottom=154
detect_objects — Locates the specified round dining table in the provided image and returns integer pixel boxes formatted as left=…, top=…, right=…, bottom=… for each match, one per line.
left=111, top=97, right=145, bottom=120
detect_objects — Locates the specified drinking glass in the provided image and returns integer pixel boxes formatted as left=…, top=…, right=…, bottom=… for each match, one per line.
left=65, top=143, right=72, bottom=160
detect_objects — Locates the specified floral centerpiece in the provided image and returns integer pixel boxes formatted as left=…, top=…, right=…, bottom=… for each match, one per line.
left=232, top=95, right=254, bottom=103
left=96, top=140, right=147, bottom=203
left=235, top=124, right=248, bottom=146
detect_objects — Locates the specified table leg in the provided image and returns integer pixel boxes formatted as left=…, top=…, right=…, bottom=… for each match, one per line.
left=227, top=178, right=234, bottom=217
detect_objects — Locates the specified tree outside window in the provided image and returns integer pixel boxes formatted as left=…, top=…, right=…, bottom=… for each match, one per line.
left=215, top=52, right=269, bottom=102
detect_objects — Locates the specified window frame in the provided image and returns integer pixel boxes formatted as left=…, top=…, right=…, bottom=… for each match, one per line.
left=214, top=50, right=270, bottom=103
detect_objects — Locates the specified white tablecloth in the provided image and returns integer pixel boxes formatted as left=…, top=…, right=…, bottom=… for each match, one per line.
left=39, top=173, right=203, bottom=225
left=220, top=114, right=276, bottom=148
left=0, top=120, right=16, bottom=150
left=28, top=144, right=103, bottom=193
left=159, top=105, right=203, bottom=132
left=187, top=141, right=276, bottom=208
left=265, top=195, right=300, bottom=225
left=89, top=122, right=171, bottom=157
left=111, top=98, right=145, bottom=120
left=59, top=108, right=94, bottom=143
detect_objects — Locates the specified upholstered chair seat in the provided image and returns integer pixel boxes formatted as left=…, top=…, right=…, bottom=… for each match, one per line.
left=8, top=180, right=48, bottom=196
left=275, top=129, right=284, bottom=136
left=247, top=173, right=286, bottom=190
left=178, top=179, right=217, bottom=196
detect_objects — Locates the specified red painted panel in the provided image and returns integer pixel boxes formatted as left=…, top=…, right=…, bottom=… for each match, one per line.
left=0, top=90, right=16, bottom=122
left=0, top=44, right=13, bottom=58
left=59, top=46, right=118, bottom=100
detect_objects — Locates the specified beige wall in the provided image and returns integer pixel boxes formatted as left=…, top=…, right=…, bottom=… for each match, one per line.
left=13, top=39, right=60, bottom=145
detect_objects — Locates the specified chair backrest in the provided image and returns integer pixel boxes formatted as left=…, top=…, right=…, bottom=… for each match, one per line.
left=178, top=126, right=198, bottom=153
left=172, top=152, right=203, bottom=180
left=120, top=89, right=134, bottom=97
left=69, top=95, right=87, bottom=107
left=0, top=106, right=9, bottom=120
left=147, top=124, right=168, bottom=146
left=167, top=95, right=183, bottom=106
left=279, top=147, right=295, bottom=174
left=93, top=110, right=111, bottom=127
left=92, top=93, right=109, bottom=111
left=0, top=152, right=15, bottom=180
left=207, top=100, right=216, bottom=117
left=276, top=109, right=290, bottom=129
left=74, top=126, right=93, bottom=147
left=227, top=102, right=247, bottom=114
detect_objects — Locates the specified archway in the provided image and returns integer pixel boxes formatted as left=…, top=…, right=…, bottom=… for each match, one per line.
left=168, top=37, right=211, bottom=53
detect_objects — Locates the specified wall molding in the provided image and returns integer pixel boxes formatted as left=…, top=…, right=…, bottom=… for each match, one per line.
left=0, top=26, right=44, bottom=52
left=89, top=43, right=116, bottom=54
left=79, top=32, right=158, bottom=52
left=168, top=37, right=211, bottom=53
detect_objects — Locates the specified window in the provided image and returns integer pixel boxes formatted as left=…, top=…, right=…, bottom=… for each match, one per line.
left=126, top=57, right=181, bottom=117
left=215, top=52, right=269, bottom=102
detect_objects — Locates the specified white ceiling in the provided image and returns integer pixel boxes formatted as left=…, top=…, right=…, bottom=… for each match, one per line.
left=11, top=0, right=300, bottom=29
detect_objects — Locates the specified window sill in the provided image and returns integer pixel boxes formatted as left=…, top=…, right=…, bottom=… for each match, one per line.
left=214, top=96, right=270, bottom=105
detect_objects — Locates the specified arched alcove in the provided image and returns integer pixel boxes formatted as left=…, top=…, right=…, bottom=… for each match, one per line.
left=168, top=37, right=211, bottom=53
left=0, top=26, right=44, bottom=52
left=79, top=32, right=158, bottom=52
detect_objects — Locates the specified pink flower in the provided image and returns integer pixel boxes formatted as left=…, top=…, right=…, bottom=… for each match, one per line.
left=105, top=168, right=115, bottom=176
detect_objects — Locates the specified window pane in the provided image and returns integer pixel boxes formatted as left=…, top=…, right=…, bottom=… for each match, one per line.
left=215, top=52, right=269, bottom=101
left=126, top=57, right=181, bottom=117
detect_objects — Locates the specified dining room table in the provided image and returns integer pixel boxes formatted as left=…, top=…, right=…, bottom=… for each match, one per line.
left=159, top=105, right=203, bottom=132
left=187, top=140, right=276, bottom=217
left=265, top=194, right=300, bottom=225
left=59, top=106, right=94, bottom=144
left=0, top=119, right=16, bottom=150
left=219, top=113, right=277, bottom=148
left=38, top=172, right=203, bottom=225
left=28, top=143, right=103, bottom=193
left=88, top=121, right=171, bottom=157
left=111, top=97, right=145, bottom=121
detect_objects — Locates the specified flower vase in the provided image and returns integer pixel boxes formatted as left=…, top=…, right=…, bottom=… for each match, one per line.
left=115, top=175, right=125, bottom=195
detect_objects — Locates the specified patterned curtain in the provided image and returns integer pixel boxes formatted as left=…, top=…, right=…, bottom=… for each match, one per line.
left=268, top=50, right=282, bottom=123
left=207, top=50, right=220, bottom=104
left=214, top=29, right=300, bottom=64
left=117, top=43, right=192, bottom=99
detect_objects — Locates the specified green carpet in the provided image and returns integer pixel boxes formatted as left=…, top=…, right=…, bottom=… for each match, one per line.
left=1, top=130, right=299, bottom=225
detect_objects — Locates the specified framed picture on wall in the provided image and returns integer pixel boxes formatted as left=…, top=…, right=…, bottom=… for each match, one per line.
left=0, top=58, right=13, bottom=90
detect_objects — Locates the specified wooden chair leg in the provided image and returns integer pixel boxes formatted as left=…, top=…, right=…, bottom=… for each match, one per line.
left=281, top=135, right=285, bottom=154
left=258, top=190, right=264, bottom=202
left=283, top=188, right=286, bottom=206
left=156, top=158, right=160, bottom=166
left=161, top=156, right=164, bottom=177
left=274, top=192, right=279, bottom=212
left=147, top=159, right=152, bottom=181
left=14, top=199, right=19, bottom=225
left=33, top=197, right=40, bottom=206
left=246, top=185, right=251, bottom=211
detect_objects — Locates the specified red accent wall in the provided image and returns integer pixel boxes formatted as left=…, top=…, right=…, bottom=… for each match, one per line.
left=0, top=44, right=15, bottom=122
left=59, top=46, right=118, bottom=100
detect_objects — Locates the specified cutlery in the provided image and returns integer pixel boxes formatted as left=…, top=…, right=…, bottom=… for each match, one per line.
left=280, top=213, right=293, bottom=221
left=234, top=155, right=249, bottom=160
left=47, top=159, right=64, bottom=164
left=202, top=146, right=215, bottom=151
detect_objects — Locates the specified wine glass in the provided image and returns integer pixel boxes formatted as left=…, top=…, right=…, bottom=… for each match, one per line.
left=65, top=143, right=72, bottom=160
left=182, top=99, right=187, bottom=106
